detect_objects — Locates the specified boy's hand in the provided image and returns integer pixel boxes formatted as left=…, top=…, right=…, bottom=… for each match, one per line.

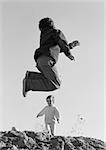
left=68, top=55, right=75, bottom=61
left=36, top=115, right=39, bottom=118
left=69, top=40, right=80, bottom=49
left=57, top=119, right=60, bottom=124
left=70, top=55, right=75, bottom=61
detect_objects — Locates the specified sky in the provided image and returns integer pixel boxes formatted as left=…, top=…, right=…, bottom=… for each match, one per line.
left=0, top=0, right=105, bottom=141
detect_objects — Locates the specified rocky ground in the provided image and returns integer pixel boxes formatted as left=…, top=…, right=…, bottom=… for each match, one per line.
left=0, top=127, right=105, bottom=150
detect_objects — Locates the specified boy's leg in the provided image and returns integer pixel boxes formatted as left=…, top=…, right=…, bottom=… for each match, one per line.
left=23, top=71, right=57, bottom=91
left=49, top=123, right=55, bottom=136
left=45, top=123, right=49, bottom=134
left=39, top=65, right=60, bottom=88
left=37, top=56, right=61, bottom=89
left=22, top=56, right=61, bottom=96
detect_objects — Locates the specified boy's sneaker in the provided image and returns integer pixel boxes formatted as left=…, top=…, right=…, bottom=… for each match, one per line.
left=25, top=71, right=29, bottom=78
left=23, top=78, right=27, bottom=97
left=23, top=71, right=30, bottom=97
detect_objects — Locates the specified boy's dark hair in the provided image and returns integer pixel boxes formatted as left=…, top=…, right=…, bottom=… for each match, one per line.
left=46, top=95, right=54, bottom=102
left=39, top=17, right=54, bottom=31
left=46, top=95, right=53, bottom=99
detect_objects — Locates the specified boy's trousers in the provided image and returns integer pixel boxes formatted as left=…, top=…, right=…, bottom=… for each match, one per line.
left=25, top=56, right=61, bottom=92
left=45, top=122, right=55, bottom=135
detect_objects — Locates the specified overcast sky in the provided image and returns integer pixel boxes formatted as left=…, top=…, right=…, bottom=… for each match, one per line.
left=0, top=0, right=105, bottom=141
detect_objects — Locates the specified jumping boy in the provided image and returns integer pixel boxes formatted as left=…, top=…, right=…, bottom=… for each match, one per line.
left=23, top=17, right=80, bottom=97
left=36, top=95, right=60, bottom=136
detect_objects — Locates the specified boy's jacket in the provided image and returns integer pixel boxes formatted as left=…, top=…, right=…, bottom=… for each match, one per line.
left=34, top=28, right=71, bottom=63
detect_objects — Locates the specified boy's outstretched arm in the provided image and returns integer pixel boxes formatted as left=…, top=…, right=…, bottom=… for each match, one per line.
left=57, top=39, right=75, bottom=61
left=36, top=107, right=46, bottom=118
left=66, top=40, right=80, bottom=60
left=55, top=30, right=75, bottom=61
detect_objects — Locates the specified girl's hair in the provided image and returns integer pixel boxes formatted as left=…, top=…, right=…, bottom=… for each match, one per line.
left=46, top=95, right=54, bottom=103
left=39, top=17, right=55, bottom=31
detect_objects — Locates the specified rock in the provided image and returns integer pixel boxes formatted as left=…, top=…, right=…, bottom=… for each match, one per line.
left=0, top=128, right=105, bottom=150
left=49, top=136, right=65, bottom=150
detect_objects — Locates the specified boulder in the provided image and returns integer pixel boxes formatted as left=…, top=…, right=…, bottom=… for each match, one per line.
left=0, top=128, right=105, bottom=150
